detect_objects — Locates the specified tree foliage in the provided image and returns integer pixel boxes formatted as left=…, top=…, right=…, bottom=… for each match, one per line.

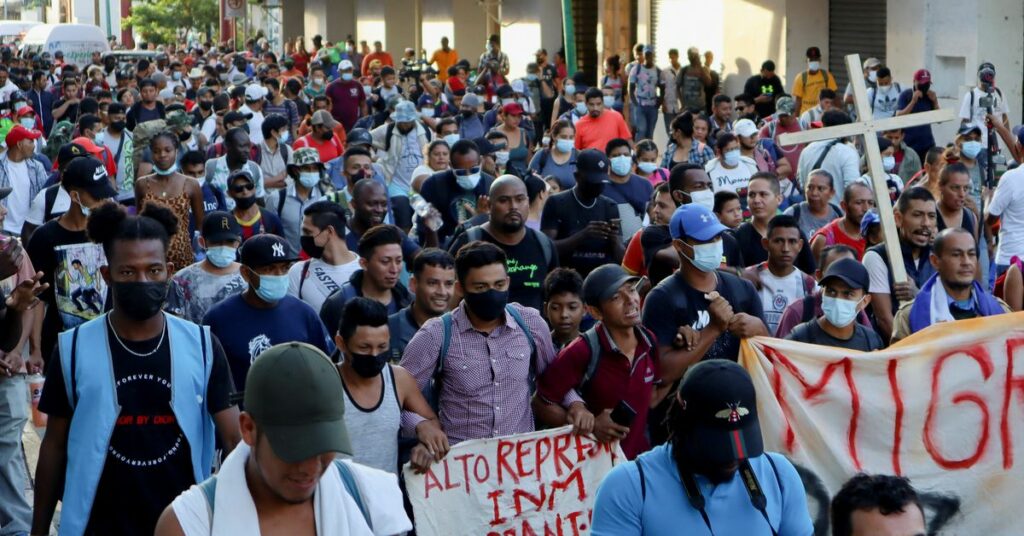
left=124, top=0, right=219, bottom=45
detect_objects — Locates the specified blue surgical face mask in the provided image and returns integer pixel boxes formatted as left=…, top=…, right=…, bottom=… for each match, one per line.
left=574, top=102, right=587, bottom=115
left=961, top=140, right=983, bottom=159
left=443, top=133, right=460, bottom=146
left=723, top=149, right=741, bottom=166
left=882, top=155, right=896, bottom=172
left=255, top=273, right=289, bottom=303
left=526, top=74, right=538, bottom=81
left=457, top=172, right=481, bottom=190
left=299, top=171, right=320, bottom=188
left=154, top=162, right=178, bottom=176
left=341, top=72, right=354, bottom=81
left=610, top=155, right=632, bottom=176
left=602, top=95, right=615, bottom=108
left=555, top=138, right=574, bottom=153
left=822, top=296, right=862, bottom=328
left=564, top=85, right=576, bottom=97
left=680, top=239, right=723, bottom=273
left=205, top=246, right=236, bottom=268
left=19, top=118, right=34, bottom=129
left=279, top=130, right=290, bottom=144
left=637, top=161, right=658, bottom=174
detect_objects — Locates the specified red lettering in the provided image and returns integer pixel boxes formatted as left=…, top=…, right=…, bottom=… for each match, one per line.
left=552, top=433, right=572, bottom=476
left=923, top=345, right=993, bottom=469
left=534, top=436, right=552, bottom=481
left=474, top=454, right=491, bottom=483
left=512, top=486, right=547, bottom=517
left=565, top=510, right=586, bottom=536
left=516, top=439, right=534, bottom=479
left=547, top=466, right=586, bottom=509
left=763, top=345, right=863, bottom=469
left=888, top=359, right=904, bottom=475
left=503, top=530, right=516, bottom=536
left=153, top=415, right=176, bottom=425
left=572, top=434, right=587, bottom=464
left=136, top=415, right=150, bottom=425
left=453, top=453, right=473, bottom=494
left=522, top=521, right=538, bottom=536
left=441, top=457, right=463, bottom=490
left=544, top=514, right=562, bottom=536
left=116, top=415, right=133, bottom=425
left=488, top=489, right=506, bottom=525
left=1002, top=337, right=1024, bottom=468
left=497, top=440, right=519, bottom=485
left=422, top=466, right=443, bottom=499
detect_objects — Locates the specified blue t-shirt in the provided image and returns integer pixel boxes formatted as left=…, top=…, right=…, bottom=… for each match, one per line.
left=202, top=294, right=332, bottom=391
left=528, top=148, right=577, bottom=190
left=603, top=174, right=654, bottom=218
left=591, top=444, right=813, bottom=536
left=896, top=88, right=936, bottom=153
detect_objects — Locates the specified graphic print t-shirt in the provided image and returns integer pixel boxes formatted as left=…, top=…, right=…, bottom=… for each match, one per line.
left=756, top=268, right=814, bottom=335
left=287, top=257, right=362, bottom=313
left=448, top=227, right=559, bottom=311
left=39, top=325, right=234, bottom=535
left=165, top=263, right=248, bottom=323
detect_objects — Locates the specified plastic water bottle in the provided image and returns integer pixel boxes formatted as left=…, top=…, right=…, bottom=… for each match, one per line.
left=410, top=194, right=443, bottom=232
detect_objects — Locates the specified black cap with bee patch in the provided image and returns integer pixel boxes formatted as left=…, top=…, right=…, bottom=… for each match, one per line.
left=676, top=359, right=763, bottom=464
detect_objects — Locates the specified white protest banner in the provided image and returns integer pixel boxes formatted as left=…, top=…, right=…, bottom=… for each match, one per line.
left=403, top=426, right=625, bottom=536
left=224, top=0, right=245, bottom=19
left=740, top=312, right=1024, bottom=534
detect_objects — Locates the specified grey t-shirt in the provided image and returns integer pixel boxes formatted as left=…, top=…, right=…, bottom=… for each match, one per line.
left=166, top=262, right=248, bottom=323
left=784, top=202, right=842, bottom=239
left=785, top=319, right=884, bottom=352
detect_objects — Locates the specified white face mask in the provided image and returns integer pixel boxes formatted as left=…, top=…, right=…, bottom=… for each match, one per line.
left=299, top=171, right=320, bottom=188
left=457, top=172, right=481, bottom=190
left=494, top=151, right=510, bottom=166
left=602, top=95, right=615, bottom=108
left=882, top=155, right=896, bottom=172
left=723, top=149, right=741, bottom=166
left=556, top=138, right=574, bottom=153
left=680, top=240, right=723, bottom=273
left=867, top=70, right=878, bottom=83
left=808, top=61, right=820, bottom=72
left=686, top=189, right=715, bottom=211
left=822, top=296, right=863, bottom=328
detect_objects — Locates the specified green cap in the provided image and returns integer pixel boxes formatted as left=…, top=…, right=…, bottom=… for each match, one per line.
left=289, top=147, right=323, bottom=169
left=244, top=342, right=352, bottom=463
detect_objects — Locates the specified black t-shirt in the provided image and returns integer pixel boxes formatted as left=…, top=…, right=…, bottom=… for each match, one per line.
left=786, top=319, right=884, bottom=352
left=39, top=323, right=234, bottom=535
left=419, top=170, right=495, bottom=245
left=641, top=225, right=745, bottom=284
left=448, top=226, right=559, bottom=311
left=734, top=222, right=816, bottom=274
left=540, top=190, right=620, bottom=277
left=743, top=74, right=786, bottom=118
left=641, top=270, right=764, bottom=362
left=26, top=219, right=110, bottom=364
left=52, top=98, right=80, bottom=124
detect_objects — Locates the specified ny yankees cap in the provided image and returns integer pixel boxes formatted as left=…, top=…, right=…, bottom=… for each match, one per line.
left=245, top=342, right=353, bottom=462
left=201, top=211, right=241, bottom=243
left=676, top=359, right=763, bottom=464
left=61, top=156, right=117, bottom=200
left=239, top=233, right=298, bottom=267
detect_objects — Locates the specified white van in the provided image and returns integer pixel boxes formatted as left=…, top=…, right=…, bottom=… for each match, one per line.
left=0, top=20, right=40, bottom=46
left=20, top=24, right=109, bottom=68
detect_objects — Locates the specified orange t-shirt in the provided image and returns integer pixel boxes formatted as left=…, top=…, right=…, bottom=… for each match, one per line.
left=430, top=49, right=459, bottom=81
left=574, top=109, right=632, bottom=151
left=361, top=51, right=394, bottom=75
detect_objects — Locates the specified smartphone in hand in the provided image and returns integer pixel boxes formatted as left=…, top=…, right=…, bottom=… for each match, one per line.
left=610, top=400, right=637, bottom=427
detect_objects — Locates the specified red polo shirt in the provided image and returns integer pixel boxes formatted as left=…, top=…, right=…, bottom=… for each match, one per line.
left=537, top=323, right=660, bottom=459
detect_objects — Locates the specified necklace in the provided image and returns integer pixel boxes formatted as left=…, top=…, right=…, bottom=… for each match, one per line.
left=572, top=188, right=596, bottom=209
left=107, top=315, right=166, bottom=357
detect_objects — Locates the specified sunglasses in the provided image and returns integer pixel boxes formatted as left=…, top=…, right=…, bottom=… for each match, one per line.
left=453, top=166, right=481, bottom=177
left=231, top=183, right=255, bottom=193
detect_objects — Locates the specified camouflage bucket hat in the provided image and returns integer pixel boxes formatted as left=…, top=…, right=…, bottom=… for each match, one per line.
left=289, top=147, right=323, bottom=169
left=165, top=110, right=191, bottom=130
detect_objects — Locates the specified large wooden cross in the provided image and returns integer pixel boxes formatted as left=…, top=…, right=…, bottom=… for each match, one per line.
left=778, top=54, right=956, bottom=284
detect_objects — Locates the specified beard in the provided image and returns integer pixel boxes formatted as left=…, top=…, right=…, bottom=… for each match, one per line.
left=496, top=214, right=524, bottom=234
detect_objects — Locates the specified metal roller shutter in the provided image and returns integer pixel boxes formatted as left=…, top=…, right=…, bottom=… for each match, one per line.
left=828, top=0, right=887, bottom=89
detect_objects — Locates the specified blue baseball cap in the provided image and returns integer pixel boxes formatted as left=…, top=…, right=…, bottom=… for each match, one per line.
left=859, top=208, right=881, bottom=237
left=669, top=204, right=729, bottom=241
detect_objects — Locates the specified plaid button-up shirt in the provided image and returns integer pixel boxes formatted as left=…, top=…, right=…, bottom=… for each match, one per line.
left=401, top=302, right=568, bottom=444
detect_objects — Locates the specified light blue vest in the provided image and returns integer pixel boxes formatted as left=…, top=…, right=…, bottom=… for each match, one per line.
left=57, top=313, right=215, bottom=536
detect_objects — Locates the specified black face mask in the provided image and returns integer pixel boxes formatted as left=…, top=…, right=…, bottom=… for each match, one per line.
left=460, top=109, right=475, bottom=118
left=576, top=181, right=605, bottom=200
left=199, top=100, right=213, bottom=111
left=113, top=281, right=168, bottom=321
left=917, top=82, right=931, bottom=94
left=463, top=288, right=508, bottom=321
left=234, top=195, right=257, bottom=210
left=110, top=120, right=126, bottom=132
left=349, top=350, right=389, bottom=378
left=300, top=235, right=324, bottom=259
left=178, top=130, right=191, bottom=142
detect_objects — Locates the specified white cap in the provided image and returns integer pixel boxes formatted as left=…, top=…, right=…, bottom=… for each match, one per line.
left=158, top=87, right=175, bottom=100
left=734, top=118, right=758, bottom=138
left=245, top=84, right=268, bottom=102
left=339, top=59, right=354, bottom=70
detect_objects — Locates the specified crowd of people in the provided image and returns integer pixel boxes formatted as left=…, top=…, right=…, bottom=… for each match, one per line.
left=0, top=29, right=1018, bottom=535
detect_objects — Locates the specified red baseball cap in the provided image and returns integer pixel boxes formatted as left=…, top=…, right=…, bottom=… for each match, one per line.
left=16, top=106, right=35, bottom=118
left=913, top=69, right=931, bottom=83
left=5, top=125, right=41, bottom=147
left=72, top=136, right=104, bottom=156
left=502, top=102, right=524, bottom=116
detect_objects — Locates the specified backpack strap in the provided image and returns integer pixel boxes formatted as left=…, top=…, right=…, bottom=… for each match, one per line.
left=800, top=294, right=817, bottom=324
left=384, top=122, right=396, bottom=152
left=578, top=327, right=602, bottom=393
left=466, top=226, right=483, bottom=242
left=529, top=228, right=555, bottom=268
left=334, top=459, right=373, bottom=530
left=44, top=185, right=59, bottom=221
left=275, top=189, right=287, bottom=217
left=504, top=305, right=537, bottom=367
left=636, top=457, right=647, bottom=501
left=812, top=139, right=842, bottom=171
left=430, top=312, right=454, bottom=410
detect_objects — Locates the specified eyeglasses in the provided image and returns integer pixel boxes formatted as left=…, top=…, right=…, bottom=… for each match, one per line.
left=230, top=183, right=255, bottom=193
left=453, top=166, right=481, bottom=177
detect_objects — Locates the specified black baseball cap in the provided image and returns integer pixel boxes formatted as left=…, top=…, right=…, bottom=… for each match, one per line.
left=582, top=264, right=639, bottom=307
left=201, top=211, right=241, bottom=243
left=576, top=148, right=610, bottom=185
left=496, top=84, right=514, bottom=98
left=806, top=46, right=822, bottom=60
left=228, top=169, right=255, bottom=186
left=244, top=342, right=352, bottom=463
left=676, top=360, right=763, bottom=465
left=224, top=110, right=253, bottom=124
left=62, top=157, right=117, bottom=200
left=820, top=257, right=869, bottom=290
left=239, top=234, right=298, bottom=267
left=347, top=128, right=372, bottom=147
left=56, top=142, right=89, bottom=170
left=472, top=136, right=501, bottom=156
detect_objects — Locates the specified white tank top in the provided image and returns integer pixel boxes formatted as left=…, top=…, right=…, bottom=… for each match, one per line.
left=342, top=364, right=401, bottom=474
